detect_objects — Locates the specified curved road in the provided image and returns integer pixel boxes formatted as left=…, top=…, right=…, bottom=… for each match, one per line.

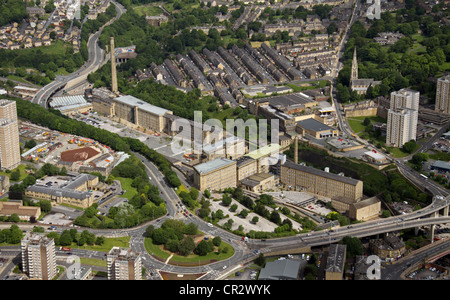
left=31, top=0, right=126, bottom=108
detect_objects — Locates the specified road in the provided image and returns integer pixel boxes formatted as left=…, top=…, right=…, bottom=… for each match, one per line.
left=331, top=0, right=361, bottom=139
left=31, top=0, right=126, bottom=108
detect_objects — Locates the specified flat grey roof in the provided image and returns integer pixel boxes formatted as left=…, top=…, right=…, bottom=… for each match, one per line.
left=283, top=160, right=361, bottom=186
left=431, top=160, right=450, bottom=171
left=194, top=157, right=236, bottom=174
left=259, top=259, right=300, bottom=280
left=296, top=118, right=335, bottom=132
left=114, top=95, right=172, bottom=116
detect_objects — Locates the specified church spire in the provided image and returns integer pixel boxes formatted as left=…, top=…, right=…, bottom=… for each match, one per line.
left=351, top=47, right=358, bottom=82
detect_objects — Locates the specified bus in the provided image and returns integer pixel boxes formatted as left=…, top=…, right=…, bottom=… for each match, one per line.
left=420, top=174, right=428, bottom=179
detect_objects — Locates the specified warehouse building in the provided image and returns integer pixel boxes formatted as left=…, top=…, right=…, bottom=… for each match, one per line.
left=193, top=157, right=237, bottom=192
left=296, top=118, right=338, bottom=139
left=112, top=95, right=173, bottom=133
left=280, top=160, right=363, bottom=204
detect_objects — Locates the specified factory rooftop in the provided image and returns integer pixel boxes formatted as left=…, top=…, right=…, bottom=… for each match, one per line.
left=193, top=157, right=236, bottom=174
left=114, top=95, right=172, bottom=116
left=296, top=118, right=335, bottom=132
left=283, top=160, right=362, bottom=186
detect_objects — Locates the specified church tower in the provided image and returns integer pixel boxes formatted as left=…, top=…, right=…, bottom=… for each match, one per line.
left=351, top=47, right=358, bottom=82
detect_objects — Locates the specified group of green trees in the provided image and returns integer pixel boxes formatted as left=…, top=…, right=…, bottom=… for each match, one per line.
left=146, top=219, right=224, bottom=256
left=74, top=156, right=166, bottom=229
left=337, top=6, right=450, bottom=103
left=31, top=226, right=106, bottom=247
left=198, top=187, right=317, bottom=239
left=0, top=0, right=27, bottom=28
left=0, top=224, right=24, bottom=244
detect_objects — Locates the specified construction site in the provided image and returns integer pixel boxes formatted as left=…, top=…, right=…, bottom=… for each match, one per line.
left=19, top=120, right=127, bottom=177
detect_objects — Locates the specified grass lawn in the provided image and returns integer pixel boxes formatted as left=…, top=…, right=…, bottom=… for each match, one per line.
left=144, top=237, right=235, bottom=266
left=347, top=116, right=386, bottom=134
left=286, top=80, right=329, bottom=93
left=116, top=177, right=138, bottom=200
left=80, top=257, right=107, bottom=268
left=133, top=5, right=163, bottom=16
left=428, top=150, right=450, bottom=161
left=0, top=164, right=31, bottom=182
left=71, top=236, right=130, bottom=253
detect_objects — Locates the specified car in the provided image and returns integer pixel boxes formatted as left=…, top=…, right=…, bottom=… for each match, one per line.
left=207, top=223, right=213, bottom=228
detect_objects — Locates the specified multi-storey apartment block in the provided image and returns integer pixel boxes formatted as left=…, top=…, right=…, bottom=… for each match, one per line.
left=107, top=247, right=142, bottom=280
left=0, top=100, right=20, bottom=170
left=435, top=75, right=450, bottom=115
left=21, top=232, right=57, bottom=280
left=386, top=89, right=419, bottom=147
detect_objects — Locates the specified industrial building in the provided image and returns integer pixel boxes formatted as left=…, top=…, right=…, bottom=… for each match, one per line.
left=280, top=160, right=363, bottom=205
left=258, top=259, right=301, bottom=280
left=296, top=118, right=338, bottom=139
left=193, top=157, right=237, bottom=192
left=112, top=95, right=173, bottom=133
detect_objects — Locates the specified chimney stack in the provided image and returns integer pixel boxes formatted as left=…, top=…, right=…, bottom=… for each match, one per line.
left=294, top=136, right=298, bottom=164
left=110, top=36, right=118, bottom=94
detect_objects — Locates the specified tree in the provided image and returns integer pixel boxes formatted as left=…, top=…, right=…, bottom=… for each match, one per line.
left=340, top=236, right=363, bottom=258
left=59, top=230, right=73, bottom=246
left=221, top=194, right=232, bottom=206
left=402, top=140, right=417, bottom=154
left=254, top=253, right=266, bottom=267
left=8, top=214, right=20, bottom=223
left=212, top=236, right=221, bottom=247
left=179, top=237, right=195, bottom=256
left=24, top=139, right=37, bottom=149
left=239, top=209, right=249, bottom=218
left=10, top=169, right=21, bottom=181
left=194, top=240, right=213, bottom=256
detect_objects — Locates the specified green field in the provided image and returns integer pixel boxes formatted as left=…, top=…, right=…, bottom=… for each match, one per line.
left=0, top=164, right=31, bottom=182
left=347, top=116, right=386, bottom=134
left=144, top=237, right=234, bottom=266
left=73, top=236, right=130, bottom=253
left=116, top=177, right=138, bottom=200
left=133, top=5, right=163, bottom=16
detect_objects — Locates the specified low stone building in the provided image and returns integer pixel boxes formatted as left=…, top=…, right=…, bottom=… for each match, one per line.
left=348, top=196, right=381, bottom=221
left=0, top=201, right=41, bottom=222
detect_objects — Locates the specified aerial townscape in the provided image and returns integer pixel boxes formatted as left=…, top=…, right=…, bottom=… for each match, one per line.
left=0, top=0, right=449, bottom=287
